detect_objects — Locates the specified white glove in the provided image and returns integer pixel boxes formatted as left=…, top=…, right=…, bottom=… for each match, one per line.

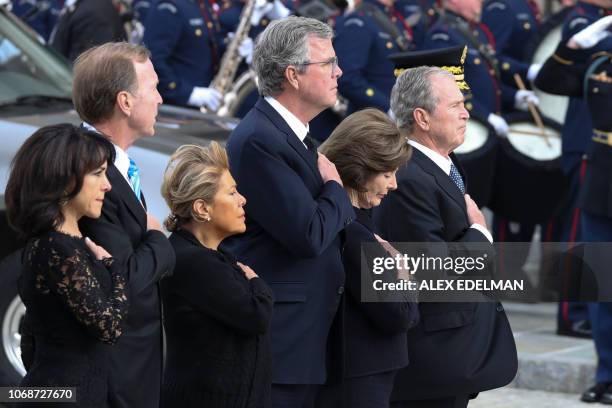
left=129, top=20, right=145, bottom=45
left=266, top=0, right=290, bottom=19
left=514, top=89, right=539, bottom=111
left=251, top=0, right=273, bottom=26
left=569, top=15, right=612, bottom=49
left=526, top=63, right=542, bottom=82
left=488, top=113, right=509, bottom=137
left=238, top=37, right=254, bottom=65
left=187, top=87, right=222, bottom=110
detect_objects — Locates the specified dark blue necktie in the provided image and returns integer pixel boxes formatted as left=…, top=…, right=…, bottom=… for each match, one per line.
left=449, top=163, right=465, bottom=195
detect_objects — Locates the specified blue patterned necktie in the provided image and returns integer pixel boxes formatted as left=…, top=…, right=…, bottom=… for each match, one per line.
left=127, top=157, right=141, bottom=201
left=449, top=163, right=465, bottom=195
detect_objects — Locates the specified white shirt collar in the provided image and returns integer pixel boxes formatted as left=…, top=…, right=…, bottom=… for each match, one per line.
left=82, top=121, right=130, bottom=181
left=408, top=139, right=452, bottom=175
left=112, top=144, right=131, bottom=181
left=264, top=96, right=310, bottom=145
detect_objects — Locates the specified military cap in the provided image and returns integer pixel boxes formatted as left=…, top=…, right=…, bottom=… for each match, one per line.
left=388, top=45, right=470, bottom=91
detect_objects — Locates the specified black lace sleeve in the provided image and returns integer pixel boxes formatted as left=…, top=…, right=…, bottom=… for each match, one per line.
left=35, top=235, right=129, bottom=344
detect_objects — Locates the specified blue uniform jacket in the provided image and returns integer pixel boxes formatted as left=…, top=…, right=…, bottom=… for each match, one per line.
left=133, top=0, right=151, bottom=23
left=224, top=98, right=355, bottom=384
left=481, top=0, right=540, bottom=88
left=11, top=0, right=63, bottom=41
left=560, top=2, right=612, bottom=167
left=144, top=0, right=226, bottom=106
left=423, top=10, right=520, bottom=119
left=482, top=0, right=540, bottom=61
left=335, top=0, right=420, bottom=113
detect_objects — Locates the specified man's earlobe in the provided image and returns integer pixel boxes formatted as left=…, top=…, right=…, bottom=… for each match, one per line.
left=414, top=108, right=429, bottom=130
left=117, top=91, right=131, bottom=116
left=285, top=66, right=300, bottom=90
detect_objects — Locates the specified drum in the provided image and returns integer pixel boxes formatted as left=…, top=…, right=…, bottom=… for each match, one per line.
left=489, top=113, right=567, bottom=223
left=454, top=115, right=498, bottom=208
left=524, top=9, right=572, bottom=126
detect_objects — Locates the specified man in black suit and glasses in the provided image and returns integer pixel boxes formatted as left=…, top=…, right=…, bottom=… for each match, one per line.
left=73, top=42, right=175, bottom=408
left=374, top=59, right=517, bottom=407
left=225, top=16, right=354, bottom=408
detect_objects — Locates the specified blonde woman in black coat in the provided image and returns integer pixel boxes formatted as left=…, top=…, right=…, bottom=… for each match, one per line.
left=160, top=142, right=273, bottom=408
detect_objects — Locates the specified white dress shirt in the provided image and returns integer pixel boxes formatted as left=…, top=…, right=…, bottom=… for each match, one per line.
left=408, top=140, right=493, bottom=243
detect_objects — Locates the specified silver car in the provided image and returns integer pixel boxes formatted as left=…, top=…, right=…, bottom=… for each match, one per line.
left=0, top=5, right=239, bottom=385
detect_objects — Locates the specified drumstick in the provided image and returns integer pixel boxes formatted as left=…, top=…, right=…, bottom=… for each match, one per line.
left=513, top=73, right=551, bottom=147
left=510, top=128, right=555, bottom=138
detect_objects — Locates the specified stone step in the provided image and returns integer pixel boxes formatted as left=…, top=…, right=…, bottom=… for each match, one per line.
left=503, top=302, right=596, bottom=395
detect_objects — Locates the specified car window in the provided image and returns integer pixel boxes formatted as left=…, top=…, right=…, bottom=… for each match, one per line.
left=0, top=10, right=72, bottom=104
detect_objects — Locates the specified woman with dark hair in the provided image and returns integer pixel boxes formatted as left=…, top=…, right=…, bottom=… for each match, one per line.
left=160, top=142, right=273, bottom=408
left=319, top=108, right=418, bottom=407
left=5, top=123, right=128, bottom=407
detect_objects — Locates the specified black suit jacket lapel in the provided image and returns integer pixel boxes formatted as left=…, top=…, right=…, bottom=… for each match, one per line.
left=255, top=99, right=323, bottom=184
left=412, top=149, right=466, bottom=211
left=107, top=164, right=147, bottom=230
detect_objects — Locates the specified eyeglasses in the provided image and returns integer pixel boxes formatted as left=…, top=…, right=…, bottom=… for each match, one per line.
left=300, top=56, right=339, bottom=73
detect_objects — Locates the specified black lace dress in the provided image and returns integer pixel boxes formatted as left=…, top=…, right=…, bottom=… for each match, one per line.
left=16, top=231, right=128, bottom=407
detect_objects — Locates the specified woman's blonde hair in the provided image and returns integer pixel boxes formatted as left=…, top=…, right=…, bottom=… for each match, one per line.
left=161, top=142, right=229, bottom=232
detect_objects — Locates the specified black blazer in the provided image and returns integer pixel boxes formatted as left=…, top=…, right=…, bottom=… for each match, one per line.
left=374, top=149, right=517, bottom=401
left=79, top=164, right=175, bottom=408
left=161, top=229, right=273, bottom=407
left=51, top=0, right=126, bottom=62
left=343, top=207, right=419, bottom=378
left=224, top=98, right=355, bottom=384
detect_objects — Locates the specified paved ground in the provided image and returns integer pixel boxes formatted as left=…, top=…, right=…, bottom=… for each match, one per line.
left=467, top=301, right=598, bottom=407
left=471, top=387, right=592, bottom=407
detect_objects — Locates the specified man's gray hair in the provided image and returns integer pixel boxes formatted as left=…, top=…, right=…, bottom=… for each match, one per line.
left=390, top=66, right=454, bottom=133
left=253, top=16, right=333, bottom=97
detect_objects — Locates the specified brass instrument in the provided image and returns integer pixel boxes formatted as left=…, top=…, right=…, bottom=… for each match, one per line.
left=203, top=0, right=257, bottom=116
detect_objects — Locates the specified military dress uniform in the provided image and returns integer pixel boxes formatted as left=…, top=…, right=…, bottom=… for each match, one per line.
left=334, top=0, right=418, bottom=114
left=548, top=2, right=612, bottom=338
left=423, top=9, right=522, bottom=120
left=143, top=0, right=226, bottom=106
left=481, top=0, right=541, bottom=62
left=132, top=0, right=151, bottom=23
left=537, top=37, right=612, bottom=403
left=560, top=2, right=611, bottom=176
left=11, top=0, right=64, bottom=41
left=394, top=0, right=433, bottom=45
left=480, top=0, right=547, bottom=293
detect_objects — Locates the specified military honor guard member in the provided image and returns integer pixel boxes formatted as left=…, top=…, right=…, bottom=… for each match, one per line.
left=143, top=0, right=227, bottom=109
left=423, top=0, right=539, bottom=136
left=536, top=14, right=612, bottom=404
left=481, top=0, right=543, bottom=80
left=334, top=0, right=425, bottom=115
